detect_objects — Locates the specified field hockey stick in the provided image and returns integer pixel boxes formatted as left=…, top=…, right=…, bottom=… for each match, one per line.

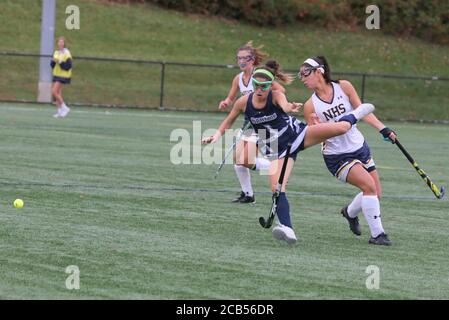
left=395, top=138, right=445, bottom=199
left=259, top=143, right=292, bottom=229
left=214, top=121, right=252, bottom=179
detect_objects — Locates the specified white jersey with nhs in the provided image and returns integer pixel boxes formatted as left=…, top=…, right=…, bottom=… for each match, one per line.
left=311, top=82, right=365, bottom=155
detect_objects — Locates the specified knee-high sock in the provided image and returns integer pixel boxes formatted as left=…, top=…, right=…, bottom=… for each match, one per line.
left=234, top=164, right=253, bottom=196
left=277, top=192, right=292, bottom=228
left=347, top=192, right=363, bottom=218
left=362, top=195, right=385, bottom=237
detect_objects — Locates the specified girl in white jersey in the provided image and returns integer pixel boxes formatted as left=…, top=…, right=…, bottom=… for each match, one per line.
left=301, top=56, right=397, bottom=246
left=219, top=41, right=285, bottom=204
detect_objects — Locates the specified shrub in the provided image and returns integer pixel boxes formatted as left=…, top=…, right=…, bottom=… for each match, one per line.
left=110, top=0, right=449, bottom=44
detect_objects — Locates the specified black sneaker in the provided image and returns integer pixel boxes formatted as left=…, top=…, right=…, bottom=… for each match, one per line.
left=341, top=206, right=361, bottom=236
left=369, top=233, right=392, bottom=246
left=239, top=194, right=255, bottom=204
left=232, top=191, right=246, bottom=203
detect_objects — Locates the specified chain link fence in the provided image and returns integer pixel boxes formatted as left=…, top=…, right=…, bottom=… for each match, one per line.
left=1, top=52, right=448, bottom=121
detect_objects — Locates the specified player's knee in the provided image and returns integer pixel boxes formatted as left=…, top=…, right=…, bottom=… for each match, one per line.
left=361, top=181, right=377, bottom=195
left=242, top=162, right=253, bottom=169
left=269, top=179, right=277, bottom=192
left=376, top=188, right=382, bottom=199
left=243, top=163, right=255, bottom=170
left=235, top=157, right=246, bottom=166
left=242, top=156, right=255, bottom=168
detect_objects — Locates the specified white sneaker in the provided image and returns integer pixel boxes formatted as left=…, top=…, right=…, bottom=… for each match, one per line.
left=53, top=112, right=61, bottom=118
left=60, top=106, right=70, bottom=118
left=352, top=103, right=375, bottom=120
left=272, top=224, right=297, bottom=244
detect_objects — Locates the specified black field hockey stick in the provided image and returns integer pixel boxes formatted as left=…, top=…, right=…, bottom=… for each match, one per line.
left=259, top=143, right=292, bottom=228
left=214, top=121, right=252, bottom=179
left=395, top=138, right=445, bottom=199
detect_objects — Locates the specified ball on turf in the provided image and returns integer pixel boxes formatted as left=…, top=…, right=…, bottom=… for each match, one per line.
left=14, top=199, right=24, bottom=208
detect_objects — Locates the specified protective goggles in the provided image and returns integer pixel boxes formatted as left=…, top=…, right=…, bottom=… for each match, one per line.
left=236, top=55, right=254, bottom=62
left=252, top=78, right=272, bottom=91
left=298, top=67, right=317, bottom=78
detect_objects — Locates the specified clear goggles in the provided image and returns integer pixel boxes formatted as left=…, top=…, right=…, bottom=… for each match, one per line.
left=298, top=66, right=317, bottom=78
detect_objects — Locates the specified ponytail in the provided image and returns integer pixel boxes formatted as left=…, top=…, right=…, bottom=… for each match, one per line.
left=257, top=59, right=294, bottom=85
left=238, top=41, right=269, bottom=66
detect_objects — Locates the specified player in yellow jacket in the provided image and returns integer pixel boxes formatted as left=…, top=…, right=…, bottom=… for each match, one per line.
left=50, top=36, right=72, bottom=118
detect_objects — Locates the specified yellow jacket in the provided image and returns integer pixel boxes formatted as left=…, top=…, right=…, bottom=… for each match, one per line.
left=51, top=48, right=72, bottom=79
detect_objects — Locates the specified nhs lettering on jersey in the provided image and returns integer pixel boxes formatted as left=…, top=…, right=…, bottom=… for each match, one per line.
left=312, top=82, right=365, bottom=155
left=322, top=103, right=346, bottom=121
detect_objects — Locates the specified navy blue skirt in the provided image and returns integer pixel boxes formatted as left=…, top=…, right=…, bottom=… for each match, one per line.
left=53, top=76, right=71, bottom=84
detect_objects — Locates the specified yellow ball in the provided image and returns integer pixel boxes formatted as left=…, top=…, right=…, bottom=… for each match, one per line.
left=14, top=199, right=24, bottom=208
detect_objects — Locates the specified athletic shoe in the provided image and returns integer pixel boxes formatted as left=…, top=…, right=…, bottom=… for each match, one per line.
left=232, top=191, right=246, bottom=203
left=239, top=194, right=255, bottom=204
left=232, top=191, right=255, bottom=204
left=341, top=205, right=361, bottom=236
left=272, top=224, right=297, bottom=244
left=368, top=233, right=392, bottom=246
left=60, top=106, right=70, bottom=118
left=53, top=112, right=61, bottom=118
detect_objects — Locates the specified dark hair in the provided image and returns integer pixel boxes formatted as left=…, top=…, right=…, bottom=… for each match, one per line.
left=303, top=56, right=338, bottom=84
left=255, top=59, right=294, bottom=84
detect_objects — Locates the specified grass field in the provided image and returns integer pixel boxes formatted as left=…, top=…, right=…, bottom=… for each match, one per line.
left=1, top=0, right=448, bottom=119
left=0, top=102, right=448, bottom=299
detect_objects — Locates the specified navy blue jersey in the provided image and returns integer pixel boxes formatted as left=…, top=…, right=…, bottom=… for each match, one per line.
left=244, top=91, right=307, bottom=159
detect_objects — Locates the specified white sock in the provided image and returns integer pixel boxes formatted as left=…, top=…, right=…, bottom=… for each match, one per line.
left=255, top=157, right=271, bottom=171
left=347, top=192, right=363, bottom=218
left=234, top=164, right=253, bottom=197
left=362, top=195, right=385, bottom=237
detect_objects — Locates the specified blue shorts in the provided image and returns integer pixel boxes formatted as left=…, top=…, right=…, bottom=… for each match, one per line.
left=286, top=122, right=307, bottom=161
left=53, top=76, right=71, bottom=84
left=260, top=121, right=307, bottom=162
left=287, top=141, right=303, bottom=161
left=323, top=141, right=376, bottom=182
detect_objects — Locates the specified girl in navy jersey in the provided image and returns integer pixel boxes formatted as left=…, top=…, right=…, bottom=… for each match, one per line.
left=203, top=60, right=375, bottom=244
left=219, top=41, right=285, bottom=204
left=301, top=56, right=396, bottom=246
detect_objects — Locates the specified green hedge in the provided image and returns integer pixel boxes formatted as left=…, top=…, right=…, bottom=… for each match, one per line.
left=118, top=0, right=448, bottom=44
